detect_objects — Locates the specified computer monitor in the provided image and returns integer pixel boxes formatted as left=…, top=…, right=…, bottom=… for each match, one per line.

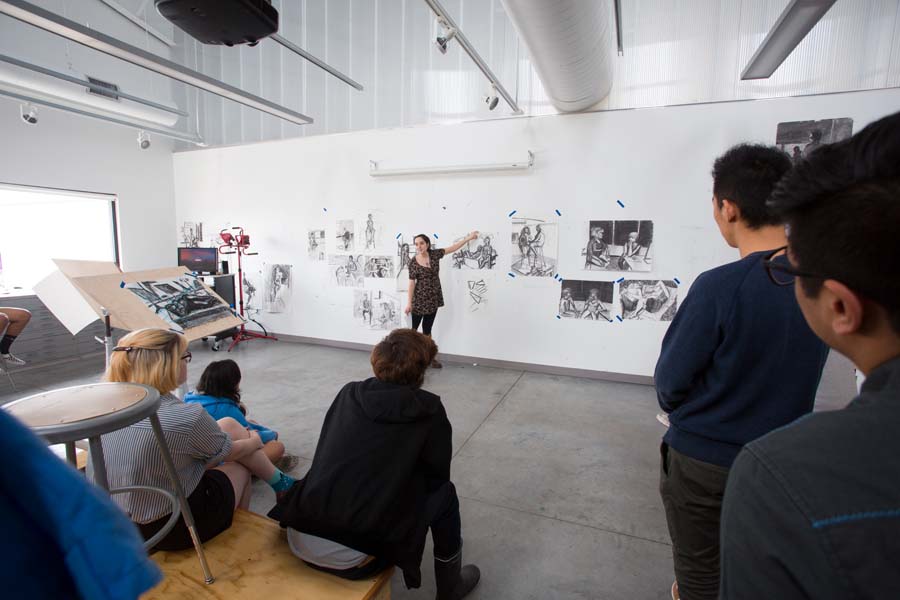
left=178, top=247, right=218, bottom=274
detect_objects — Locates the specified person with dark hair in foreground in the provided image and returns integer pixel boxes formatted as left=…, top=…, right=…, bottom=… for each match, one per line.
left=655, top=144, right=829, bottom=600
left=719, top=111, right=900, bottom=599
left=272, top=329, right=480, bottom=599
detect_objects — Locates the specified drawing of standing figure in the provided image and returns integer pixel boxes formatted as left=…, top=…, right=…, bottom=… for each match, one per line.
left=517, top=226, right=532, bottom=267
left=530, top=224, right=547, bottom=274
left=362, top=295, right=372, bottom=325
left=365, top=214, right=376, bottom=250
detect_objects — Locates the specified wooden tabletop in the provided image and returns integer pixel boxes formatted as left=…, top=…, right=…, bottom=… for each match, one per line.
left=5, top=383, right=150, bottom=428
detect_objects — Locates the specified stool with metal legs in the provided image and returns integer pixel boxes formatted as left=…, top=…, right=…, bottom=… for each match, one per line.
left=0, top=322, right=15, bottom=391
left=4, top=382, right=215, bottom=584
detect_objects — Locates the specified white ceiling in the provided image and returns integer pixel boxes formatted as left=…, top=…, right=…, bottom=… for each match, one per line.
left=2, top=0, right=898, bottom=148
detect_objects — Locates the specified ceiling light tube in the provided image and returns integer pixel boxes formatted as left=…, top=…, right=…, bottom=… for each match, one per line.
left=271, top=34, right=363, bottom=91
left=369, top=151, right=534, bottom=178
left=0, top=88, right=204, bottom=144
left=740, top=0, right=838, bottom=80
left=422, top=0, right=522, bottom=114
left=0, top=53, right=187, bottom=116
left=0, top=0, right=313, bottom=125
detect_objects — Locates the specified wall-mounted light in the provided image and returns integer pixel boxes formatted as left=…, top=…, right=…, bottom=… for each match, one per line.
left=484, top=84, right=499, bottom=111
left=19, top=102, right=37, bottom=123
left=369, top=151, right=535, bottom=178
left=435, top=19, right=457, bottom=55
left=137, top=130, right=150, bottom=149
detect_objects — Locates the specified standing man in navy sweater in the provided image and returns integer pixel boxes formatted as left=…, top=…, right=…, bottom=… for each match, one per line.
left=654, top=144, right=829, bottom=600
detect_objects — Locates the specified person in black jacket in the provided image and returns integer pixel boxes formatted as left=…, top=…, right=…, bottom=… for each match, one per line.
left=271, top=329, right=480, bottom=599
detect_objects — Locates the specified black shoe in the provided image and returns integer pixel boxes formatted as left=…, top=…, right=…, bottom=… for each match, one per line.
left=434, top=548, right=480, bottom=600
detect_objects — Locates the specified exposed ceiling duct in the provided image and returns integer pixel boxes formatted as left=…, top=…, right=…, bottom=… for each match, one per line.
left=501, top=0, right=613, bottom=113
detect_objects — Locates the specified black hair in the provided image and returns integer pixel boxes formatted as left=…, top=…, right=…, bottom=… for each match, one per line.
left=711, top=143, right=792, bottom=229
left=414, top=234, right=431, bottom=250
left=769, top=111, right=900, bottom=334
left=196, top=359, right=244, bottom=411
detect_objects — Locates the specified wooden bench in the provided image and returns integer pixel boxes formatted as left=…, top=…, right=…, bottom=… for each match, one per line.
left=143, top=509, right=393, bottom=600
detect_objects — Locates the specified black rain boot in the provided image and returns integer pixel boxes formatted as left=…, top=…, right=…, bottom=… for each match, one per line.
left=434, top=548, right=480, bottom=600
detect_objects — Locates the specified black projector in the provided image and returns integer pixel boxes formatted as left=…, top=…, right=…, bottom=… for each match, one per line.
left=155, top=0, right=279, bottom=46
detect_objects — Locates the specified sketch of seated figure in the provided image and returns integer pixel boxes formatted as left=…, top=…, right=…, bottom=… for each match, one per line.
left=617, top=232, right=643, bottom=270
left=559, top=288, right=579, bottom=317
left=584, top=227, right=610, bottom=269
left=581, top=288, right=610, bottom=321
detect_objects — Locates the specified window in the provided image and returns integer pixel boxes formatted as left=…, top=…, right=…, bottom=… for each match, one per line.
left=0, top=184, right=119, bottom=292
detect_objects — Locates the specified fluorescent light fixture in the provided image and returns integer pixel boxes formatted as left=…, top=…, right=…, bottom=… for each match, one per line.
left=271, top=34, right=363, bottom=91
left=0, top=0, right=313, bottom=126
left=369, top=151, right=534, bottom=178
left=0, top=88, right=204, bottom=144
left=422, top=0, right=522, bottom=114
left=741, top=0, right=838, bottom=80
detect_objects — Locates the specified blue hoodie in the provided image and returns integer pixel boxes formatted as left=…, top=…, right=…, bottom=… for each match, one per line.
left=184, top=392, right=278, bottom=444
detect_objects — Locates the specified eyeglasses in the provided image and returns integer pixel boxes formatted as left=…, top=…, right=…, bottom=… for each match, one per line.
left=762, top=245, right=823, bottom=286
left=181, top=351, right=192, bottom=363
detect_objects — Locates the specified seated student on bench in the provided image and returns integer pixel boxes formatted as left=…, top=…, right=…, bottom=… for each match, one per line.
left=94, top=328, right=295, bottom=550
left=186, top=359, right=291, bottom=468
left=272, top=329, right=481, bottom=600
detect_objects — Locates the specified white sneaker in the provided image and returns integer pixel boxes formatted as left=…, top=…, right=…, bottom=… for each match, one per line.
left=1, top=353, right=26, bottom=366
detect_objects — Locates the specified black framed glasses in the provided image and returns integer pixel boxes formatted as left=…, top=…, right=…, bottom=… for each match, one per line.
left=181, top=351, right=192, bottom=363
left=762, top=245, right=823, bottom=286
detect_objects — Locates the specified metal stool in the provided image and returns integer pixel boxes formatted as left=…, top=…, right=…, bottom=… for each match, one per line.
left=4, top=382, right=215, bottom=583
left=0, top=321, right=15, bottom=391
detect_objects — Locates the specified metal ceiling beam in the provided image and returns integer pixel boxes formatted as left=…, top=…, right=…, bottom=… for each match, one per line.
left=0, top=0, right=313, bottom=125
left=0, top=53, right=188, bottom=116
left=0, top=88, right=204, bottom=144
left=741, top=0, right=838, bottom=80
left=422, top=0, right=522, bottom=114
left=271, top=34, right=363, bottom=91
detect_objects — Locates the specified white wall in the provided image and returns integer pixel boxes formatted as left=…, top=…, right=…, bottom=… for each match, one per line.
left=0, top=95, right=176, bottom=271
left=173, top=88, right=900, bottom=377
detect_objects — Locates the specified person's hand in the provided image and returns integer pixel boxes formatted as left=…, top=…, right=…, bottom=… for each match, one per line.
left=468, top=230, right=480, bottom=241
left=404, top=305, right=412, bottom=315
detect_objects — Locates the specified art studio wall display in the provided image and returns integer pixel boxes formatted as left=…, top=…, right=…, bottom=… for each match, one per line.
left=775, top=118, right=853, bottom=163
left=364, top=255, right=395, bottom=279
left=308, top=229, right=326, bottom=261
left=353, top=290, right=402, bottom=330
left=394, top=235, right=415, bottom=292
left=559, top=280, right=614, bottom=321
left=336, top=219, right=355, bottom=252
left=510, top=217, right=558, bottom=277
left=451, top=233, right=499, bottom=270
left=179, top=221, right=204, bottom=247
left=329, top=254, right=364, bottom=287
left=582, top=220, right=653, bottom=272
left=263, top=263, right=292, bottom=313
left=126, top=274, right=235, bottom=331
left=466, top=279, right=488, bottom=313
left=360, top=210, right=389, bottom=252
left=618, top=280, right=678, bottom=321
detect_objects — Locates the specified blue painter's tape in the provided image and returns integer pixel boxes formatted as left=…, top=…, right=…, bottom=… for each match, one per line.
left=323, top=207, right=328, bottom=212
left=396, top=233, right=402, bottom=239
left=616, top=315, right=623, bottom=322
left=674, top=277, right=681, bottom=285
left=443, top=206, right=447, bottom=210
left=616, top=277, right=625, bottom=283
left=508, top=272, right=516, bottom=278
left=119, top=281, right=126, bottom=288
left=617, top=200, right=625, bottom=208
left=508, top=210, right=517, bottom=217
left=556, top=315, right=561, bottom=319
left=433, top=233, right=439, bottom=239
left=555, top=209, right=561, bottom=216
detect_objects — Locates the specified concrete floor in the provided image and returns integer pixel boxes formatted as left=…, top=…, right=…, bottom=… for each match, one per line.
left=0, top=340, right=857, bottom=599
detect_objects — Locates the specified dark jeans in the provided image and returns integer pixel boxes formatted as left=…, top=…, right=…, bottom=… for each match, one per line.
left=659, top=442, right=729, bottom=600
left=308, top=481, right=462, bottom=579
left=411, top=312, right=437, bottom=336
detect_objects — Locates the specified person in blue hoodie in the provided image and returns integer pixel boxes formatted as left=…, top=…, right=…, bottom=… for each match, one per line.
left=185, top=359, right=290, bottom=467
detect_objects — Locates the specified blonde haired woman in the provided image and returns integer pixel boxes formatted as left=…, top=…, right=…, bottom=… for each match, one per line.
left=96, top=328, right=295, bottom=550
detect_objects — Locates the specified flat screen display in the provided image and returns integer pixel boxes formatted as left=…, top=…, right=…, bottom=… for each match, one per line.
left=178, top=247, right=218, bottom=274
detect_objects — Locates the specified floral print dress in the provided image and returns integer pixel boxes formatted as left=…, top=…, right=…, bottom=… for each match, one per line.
left=408, top=248, right=446, bottom=315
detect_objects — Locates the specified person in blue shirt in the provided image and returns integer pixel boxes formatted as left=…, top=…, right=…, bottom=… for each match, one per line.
left=185, top=359, right=291, bottom=468
left=654, top=144, right=829, bottom=600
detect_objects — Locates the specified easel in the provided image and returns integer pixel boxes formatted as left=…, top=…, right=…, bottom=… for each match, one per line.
left=218, top=227, right=278, bottom=351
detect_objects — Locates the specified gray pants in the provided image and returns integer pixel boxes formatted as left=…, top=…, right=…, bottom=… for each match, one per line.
left=659, top=443, right=730, bottom=600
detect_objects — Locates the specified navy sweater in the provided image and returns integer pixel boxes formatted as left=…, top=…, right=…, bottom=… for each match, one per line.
left=655, top=250, right=829, bottom=467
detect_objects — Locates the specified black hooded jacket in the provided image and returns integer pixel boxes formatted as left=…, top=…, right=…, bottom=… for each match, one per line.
left=272, top=377, right=452, bottom=588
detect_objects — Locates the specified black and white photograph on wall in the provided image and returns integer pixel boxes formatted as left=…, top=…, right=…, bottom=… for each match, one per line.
left=180, top=221, right=204, bottom=247
left=452, top=233, right=499, bottom=270
left=558, top=280, right=614, bottom=321
left=395, top=235, right=415, bottom=292
left=263, top=263, right=292, bottom=313
left=510, top=218, right=558, bottom=277
left=618, top=280, right=678, bottom=321
left=364, top=256, right=395, bottom=278
left=329, top=254, right=364, bottom=287
left=307, top=229, right=326, bottom=261
left=582, top=220, right=653, bottom=272
left=466, top=279, right=488, bottom=313
left=336, top=219, right=355, bottom=252
left=126, top=275, right=233, bottom=332
left=354, top=290, right=401, bottom=330
left=775, top=118, right=854, bottom=163
left=360, top=210, right=386, bottom=252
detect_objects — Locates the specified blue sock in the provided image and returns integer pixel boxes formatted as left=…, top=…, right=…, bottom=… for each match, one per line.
left=267, top=468, right=295, bottom=493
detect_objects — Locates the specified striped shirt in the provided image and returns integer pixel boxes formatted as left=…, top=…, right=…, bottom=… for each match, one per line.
left=88, top=393, right=232, bottom=523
